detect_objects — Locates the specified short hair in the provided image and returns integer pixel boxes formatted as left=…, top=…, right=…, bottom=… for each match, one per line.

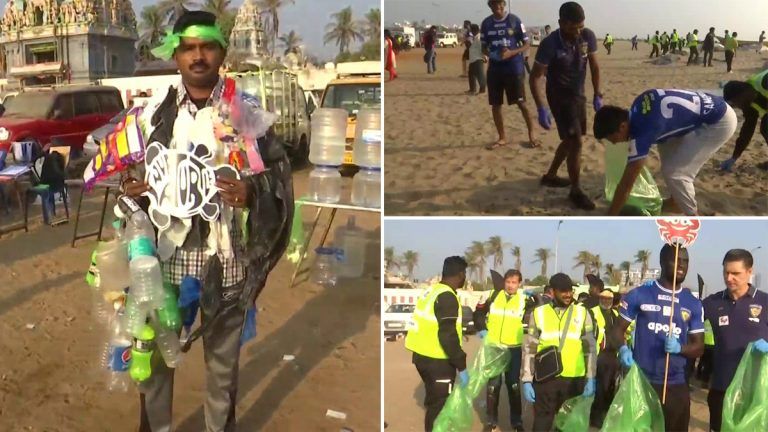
left=384, top=29, right=391, bottom=38
left=733, top=32, right=738, bottom=37
left=471, top=23, right=480, bottom=34
left=578, top=292, right=589, bottom=300
left=709, top=27, right=715, bottom=32
left=504, top=269, right=523, bottom=282
left=723, top=81, right=753, bottom=102
left=723, top=249, right=754, bottom=269
left=442, top=256, right=468, bottom=279
left=173, top=10, right=217, bottom=34
left=545, top=24, right=551, bottom=29
left=559, top=2, right=585, bottom=23
left=660, top=243, right=688, bottom=264
left=593, top=106, right=629, bottom=140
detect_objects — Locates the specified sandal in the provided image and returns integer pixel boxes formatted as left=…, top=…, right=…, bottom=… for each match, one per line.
left=485, top=140, right=507, bottom=150
left=569, top=189, right=596, bottom=211
left=540, top=175, right=571, bottom=188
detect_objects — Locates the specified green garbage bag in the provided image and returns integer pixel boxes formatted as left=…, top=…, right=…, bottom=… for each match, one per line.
left=433, top=343, right=511, bottom=432
left=604, top=140, right=663, bottom=216
left=285, top=202, right=305, bottom=264
left=601, top=364, right=665, bottom=432
left=721, top=342, right=768, bottom=431
left=554, top=395, right=594, bottom=432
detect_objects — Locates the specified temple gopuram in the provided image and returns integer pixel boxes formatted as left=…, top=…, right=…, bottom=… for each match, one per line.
left=0, top=0, right=137, bottom=87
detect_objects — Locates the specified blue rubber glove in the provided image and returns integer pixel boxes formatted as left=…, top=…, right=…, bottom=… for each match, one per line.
left=458, top=369, right=469, bottom=387
left=720, top=158, right=736, bottom=172
left=583, top=378, right=596, bottom=397
left=477, top=330, right=488, bottom=339
left=665, top=335, right=682, bottom=354
left=593, top=94, right=604, bottom=111
left=753, top=338, right=768, bottom=354
left=523, top=289, right=535, bottom=297
left=523, top=382, right=536, bottom=403
left=537, top=107, right=552, bottom=130
left=619, top=345, right=635, bottom=367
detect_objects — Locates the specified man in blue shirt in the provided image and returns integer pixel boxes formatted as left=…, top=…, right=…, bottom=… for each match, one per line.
left=594, top=89, right=738, bottom=216
left=611, top=243, right=705, bottom=432
left=480, top=0, right=538, bottom=150
left=702, top=249, right=768, bottom=431
left=530, top=1, right=602, bottom=211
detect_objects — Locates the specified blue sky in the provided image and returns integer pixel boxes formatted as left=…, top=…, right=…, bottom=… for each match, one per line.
left=385, top=219, right=768, bottom=297
left=131, top=0, right=379, bottom=61
left=384, top=0, right=767, bottom=40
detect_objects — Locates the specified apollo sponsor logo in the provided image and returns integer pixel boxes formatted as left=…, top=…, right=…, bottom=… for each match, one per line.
left=640, top=304, right=662, bottom=312
left=647, top=321, right=683, bottom=335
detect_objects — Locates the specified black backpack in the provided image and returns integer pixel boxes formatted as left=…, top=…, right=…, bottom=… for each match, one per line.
left=32, top=151, right=66, bottom=189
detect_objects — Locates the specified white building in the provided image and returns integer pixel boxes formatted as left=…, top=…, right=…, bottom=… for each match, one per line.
left=229, top=0, right=266, bottom=62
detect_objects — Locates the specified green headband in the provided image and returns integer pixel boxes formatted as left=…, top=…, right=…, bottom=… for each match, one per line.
left=151, top=24, right=228, bottom=61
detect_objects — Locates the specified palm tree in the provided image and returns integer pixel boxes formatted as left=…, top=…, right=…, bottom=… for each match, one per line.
left=324, top=6, right=365, bottom=54
left=384, top=247, right=399, bottom=273
left=464, top=251, right=480, bottom=283
left=278, top=30, right=303, bottom=55
left=573, top=250, right=594, bottom=282
left=466, top=241, right=487, bottom=285
left=158, top=0, right=198, bottom=25
left=259, top=0, right=295, bottom=55
left=620, top=261, right=631, bottom=286
left=510, top=246, right=522, bottom=271
left=364, top=8, right=380, bottom=42
left=591, top=254, right=602, bottom=276
left=635, top=250, right=652, bottom=280
left=485, top=236, right=506, bottom=271
left=202, top=0, right=236, bottom=38
left=138, top=5, right=167, bottom=61
left=604, top=263, right=615, bottom=279
left=533, top=248, right=552, bottom=277
left=401, top=250, right=419, bottom=281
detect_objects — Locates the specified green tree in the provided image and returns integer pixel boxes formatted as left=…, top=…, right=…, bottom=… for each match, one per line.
left=573, top=250, right=594, bottom=282
left=138, top=5, right=167, bottom=61
left=278, top=30, right=303, bottom=55
left=259, top=0, right=295, bottom=55
left=533, top=248, right=552, bottom=277
left=401, top=250, right=419, bottom=280
left=591, top=254, right=602, bottom=277
left=635, top=250, right=652, bottom=280
left=510, top=246, right=522, bottom=271
left=466, top=241, right=487, bottom=285
left=530, top=274, right=549, bottom=286
left=384, top=247, right=399, bottom=273
left=203, top=0, right=236, bottom=40
left=464, top=251, right=480, bottom=283
left=364, top=8, right=380, bottom=42
left=620, top=261, right=631, bottom=286
left=158, top=0, right=198, bottom=25
left=485, top=235, right=506, bottom=271
left=324, top=6, right=364, bottom=54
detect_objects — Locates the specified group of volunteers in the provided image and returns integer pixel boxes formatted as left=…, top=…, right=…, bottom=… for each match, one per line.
left=438, top=0, right=768, bottom=215
left=647, top=27, right=750, bottom=73
left=406, top=247, right=768, bottom=431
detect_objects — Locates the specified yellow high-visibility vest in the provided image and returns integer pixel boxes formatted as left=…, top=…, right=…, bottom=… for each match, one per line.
left=405, top=283, right=463, bottom=359
left=747, top=69, right=768, bottom=117
left=591, top=306, right=619, bottom=353
left=486, top=291, right=526, bottom=346
left=534, top=303, right=590, bottom=378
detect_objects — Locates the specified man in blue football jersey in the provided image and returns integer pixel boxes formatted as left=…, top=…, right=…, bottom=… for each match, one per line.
left=594, top=89, right=738, bottom=216
left=610, top=243, right=705, bottom=432
left=480, top=0, right=538, bottom=150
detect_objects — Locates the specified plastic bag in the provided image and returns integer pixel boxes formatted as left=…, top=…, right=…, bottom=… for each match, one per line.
left=433, top=343, right=511, bottom=432
left=555, top=395, right=594, bottom=432
left=604, top=140, right=663, bottom=216
left=285, top=202, right=305, bottom=264
left=601, top=364, right=665, bottom=432
left=721, top=342, right=768, bottom=431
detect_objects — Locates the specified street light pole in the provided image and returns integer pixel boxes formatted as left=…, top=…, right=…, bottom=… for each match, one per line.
left=555, top=220, right=563, bottom=274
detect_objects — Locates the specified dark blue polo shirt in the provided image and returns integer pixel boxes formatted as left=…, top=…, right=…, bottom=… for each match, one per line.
left=480, top=13, right=528, bottom=75
left=534, top=28, right=597, bottom=98
left=702, top=285, right=768, bottom=391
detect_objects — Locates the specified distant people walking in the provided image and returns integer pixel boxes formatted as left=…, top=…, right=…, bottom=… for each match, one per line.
left=759, top=31, right=766, bottom=53
left=466, top=24, right=487, bottom=94
left=461, top=20, right=472, bottom=77
left=724, top=32, right=738, bottom=73
left=603, top=33, right=613, bottom=55
left=631, top=35, right=638, bottom=50
left=424, top=26, right=438, bottom=74
left=687, top=30, right=700, bottom=65
left=703, top=27, right=716, bottom=67
left=649, top=31, right=660, bottom=58
left=385, top=30, right=398, bottom=81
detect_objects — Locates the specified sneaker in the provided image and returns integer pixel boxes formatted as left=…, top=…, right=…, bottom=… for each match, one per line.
left=569, top=189, right=596, bottom=210
left=540, top=174, right=571, bottom=188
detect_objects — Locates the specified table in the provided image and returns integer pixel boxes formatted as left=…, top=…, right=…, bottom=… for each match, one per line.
left=0, top=165, right=31, bottom=236
left=69, top=179, right=120, bottom=247
left=289, top=198, right=381, bottom=288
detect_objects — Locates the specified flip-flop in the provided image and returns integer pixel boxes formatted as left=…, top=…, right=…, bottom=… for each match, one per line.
left=485, top=140, right=507, bottom=150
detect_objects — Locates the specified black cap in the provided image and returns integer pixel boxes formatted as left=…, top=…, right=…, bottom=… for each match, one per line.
left=585, top=274, right=604, bottom=289
left=548, top=273, right=575, bottom=291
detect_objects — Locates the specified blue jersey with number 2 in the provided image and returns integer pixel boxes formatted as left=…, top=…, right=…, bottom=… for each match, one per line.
left=627, top=89, right=728, bottom=162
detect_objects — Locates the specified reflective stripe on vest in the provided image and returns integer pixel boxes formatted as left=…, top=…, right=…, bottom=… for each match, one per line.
left=704, top=319, right=715, bottom=346
left=534, top=303, right=588, bottom=378
left=590, top=306, right=618, bottom=353
left=688, top=34, right=698, bottom=47
left=747, top=70, right=768, bottom=117
left=486, top=291, right=526, bottom=346
left=405, top=283, right=463, bottom=359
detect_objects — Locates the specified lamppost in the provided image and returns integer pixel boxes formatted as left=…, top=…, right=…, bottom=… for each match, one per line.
left=554, top=220, right=563, bottom=274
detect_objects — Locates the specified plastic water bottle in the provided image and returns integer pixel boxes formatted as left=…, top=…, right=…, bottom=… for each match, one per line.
left=311, top=247, right=339, bottom=288
left=94, top=238, right=130, bottom=297
left=125, top=211, right=156, bottom=260
left=335, top=217, right=367, bottom=279
left=129, top=324, right=155, bottom=382
left=125, top=294, right=148, bottom=337
left=129, top=256, right=165, bottom=309
left=309, top=166, right=342, bottom=203
left=309, top=108, right=347, bottom=166
left=156, top=282, right=181, bottom=332
left=151, top=311, right=182, bottom=368
left=105, top=308, right=132, bottom=392
left=351, top=168, right=381, bottom=208
left=353, top=108, right=381, bottom=168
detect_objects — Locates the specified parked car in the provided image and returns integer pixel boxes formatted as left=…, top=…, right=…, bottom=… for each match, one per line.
left=436, top=32, right=459, bottom=48
left=0, top=86, right=124, bottom=154
left=383, top=303, right=415, bottom=340
left=462, top=306, right=476, bottom=335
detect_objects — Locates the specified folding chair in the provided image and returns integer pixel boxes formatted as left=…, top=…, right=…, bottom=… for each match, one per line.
left=24, top=150, right=70, bottom=226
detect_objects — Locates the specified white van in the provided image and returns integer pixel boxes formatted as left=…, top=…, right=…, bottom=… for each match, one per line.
left=436, top=32, right=459, bottom=48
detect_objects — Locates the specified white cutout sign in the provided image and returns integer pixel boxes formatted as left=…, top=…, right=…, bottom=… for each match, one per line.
left=144, top=142, right=239, bottom=230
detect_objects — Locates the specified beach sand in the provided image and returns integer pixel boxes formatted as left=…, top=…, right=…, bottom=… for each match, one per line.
left=0, top=166, right=381, bottom=431
left=384, top=42, right=768, bottom=215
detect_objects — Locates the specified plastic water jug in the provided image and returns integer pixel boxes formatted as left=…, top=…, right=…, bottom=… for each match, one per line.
left=351, top=168, right=381, bottom=208
left=312, top=247, right=339, bottom=288
left=309, top=108, right=347, bottom=166
left=309, top=165, right=341, bottom=203
left=353, top=108, right=381, bottom=168
left=336, top=217, right=367, bottom=279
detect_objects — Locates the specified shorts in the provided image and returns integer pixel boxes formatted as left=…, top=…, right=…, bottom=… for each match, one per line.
left=487, top=68, right=525, bottom=106
left=547, top=92, right=587, bottom=140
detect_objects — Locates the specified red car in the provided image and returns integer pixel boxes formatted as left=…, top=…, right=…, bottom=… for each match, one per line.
left=0, top=86, right=124, bottom=154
